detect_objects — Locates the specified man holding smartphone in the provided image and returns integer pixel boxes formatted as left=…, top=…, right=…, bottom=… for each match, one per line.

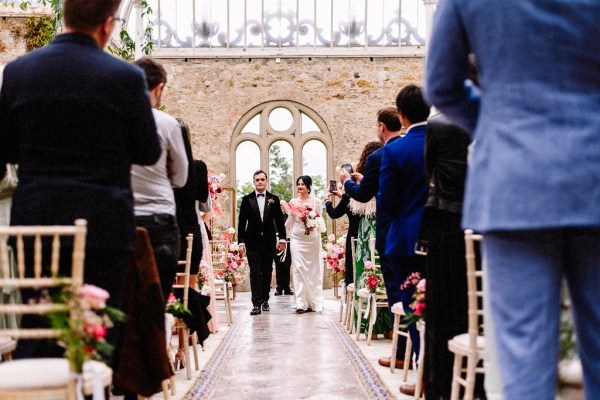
left=340, top=107, right=405, bottom=369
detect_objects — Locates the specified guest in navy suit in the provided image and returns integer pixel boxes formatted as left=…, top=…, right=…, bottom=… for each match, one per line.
left=426, top=1, right=600, bottom=398
left=378, top=85, right=430, bottom=386
left=0, top=0, right=160, bottom=356
left=341, top=108, right=408, bottom=369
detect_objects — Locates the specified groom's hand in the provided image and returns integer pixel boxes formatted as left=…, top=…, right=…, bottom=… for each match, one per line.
left=277, top=241, right=287, bottom=252
left=238, top=244, right=245, bottom=257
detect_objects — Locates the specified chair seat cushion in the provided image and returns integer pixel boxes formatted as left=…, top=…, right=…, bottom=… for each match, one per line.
left=0, top=359, right=71, bottom=390
left=0, top=358, right=112, bottom=394
left=448, top=333, right=485, bottom=355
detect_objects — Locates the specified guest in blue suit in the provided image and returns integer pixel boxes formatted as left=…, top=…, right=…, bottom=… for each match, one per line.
left=378, top=85, right=429, bottom=385
left=426, top=1, right=600, bottom=399
left=0, top=0, right=160, bottom=357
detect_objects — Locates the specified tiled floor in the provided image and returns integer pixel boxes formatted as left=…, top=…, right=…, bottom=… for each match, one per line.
left=144, top=288, right=417, bottom=399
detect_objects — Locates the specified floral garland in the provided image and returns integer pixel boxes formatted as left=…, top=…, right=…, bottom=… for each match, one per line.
left=324, top=233, right=346, bottom=280
left=401, top=272, right=426, bottom=325
left=215, top=227, right=248, bottom=284
left=208, top=173, right=226, bottom=217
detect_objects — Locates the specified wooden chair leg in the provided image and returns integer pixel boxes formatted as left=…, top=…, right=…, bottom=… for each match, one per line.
left=183, top=327, right=192, bottom=380
left=464, top=354, right=477, bottom=400
left=450, top=354, right=462, bottom=400
left=355, top=300, right=364, bottom=341
left=192, top=332, right=200, bottom=370
left=366, top=299, right=376, bottom=345
left=161, top=379, right=171, bottom=400
left=390, top=313, right=400, bottom=373
left=402, top=334, right=412, bottom=382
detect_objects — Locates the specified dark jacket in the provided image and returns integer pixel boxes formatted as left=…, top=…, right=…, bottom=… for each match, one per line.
left=237, top=191, right=286, bottom=251
left=425, top=113, right=471, bottom=214
left=0, top=33, right=160, bottom=252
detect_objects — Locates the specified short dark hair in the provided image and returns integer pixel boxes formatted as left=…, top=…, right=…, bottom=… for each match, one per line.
left=395, top=84, right=430, bottom=124
left=377, top=108, right=402, bottom=132
left=134, top=57, right=167, bottom=91
left=296, top=175, right=313, bottom=194
left=63, top=0, right=121, bottom=33
left=253, top=170, right=267, bottom=179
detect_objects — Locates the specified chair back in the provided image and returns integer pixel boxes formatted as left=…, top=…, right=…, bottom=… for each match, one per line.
left=464, top=229, right=484, bottom=348
left=368, top=237, right=379, bottom=265
left=173, top=234, right=193, bottom=307
left=350, top=237, right=358, bottom=286
left=0, top=219, right=87, bottom=340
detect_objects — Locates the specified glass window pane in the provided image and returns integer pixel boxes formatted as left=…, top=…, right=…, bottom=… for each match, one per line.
left=315, top=0, right=333, bottom=46
left=301, top=112, right=321, bottom=134
left=302, top=139, right=327, bottom=199
left=366, top=0, right=385, bottom=46
left=268, top=107, right=293, bottom=132
left=242, top=113, right=261, bottom=135
left=236, top=140, right=261, bottom=209
left=246, top=0, right=263, bottom=47
left=269, top=140, right=294, bottom=201
left=298, top=0, right=316, bottom=47
left=227, top=0, right=245, bottom=47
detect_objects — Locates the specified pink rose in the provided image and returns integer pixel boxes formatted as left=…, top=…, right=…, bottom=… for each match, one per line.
left=417, top=279, right=426, bottom=293
left=79, top=284, right=109, bottom=310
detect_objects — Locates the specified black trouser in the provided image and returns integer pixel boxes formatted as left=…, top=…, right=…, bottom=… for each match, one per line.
left=273, top=242, right=291, bottom=291
left=246, top=241, right=275, bottom=306
left=135, top=214, right=180, bottom=299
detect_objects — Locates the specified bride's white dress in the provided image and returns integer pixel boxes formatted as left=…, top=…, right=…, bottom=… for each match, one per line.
left=286, top=196, right=324, bottom=312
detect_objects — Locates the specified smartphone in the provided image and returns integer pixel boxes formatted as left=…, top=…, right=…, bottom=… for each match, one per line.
left=329, top=180, right=337, bottom=192
left=342, top=163, right=353, bottom=174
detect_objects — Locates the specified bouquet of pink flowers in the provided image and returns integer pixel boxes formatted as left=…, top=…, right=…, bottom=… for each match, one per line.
left=49, top=284, right=125, bottom=372
left=285, top=202, right=323, bottom=235
left=208, top=173, right=226, bottom=216
left=359, top=261, right=386, bottom=293
left=324, top=234, right=346, bottom=280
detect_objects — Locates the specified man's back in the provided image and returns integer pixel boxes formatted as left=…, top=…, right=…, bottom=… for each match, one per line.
left=426, top=0, right=600, bottom=233
left=0, top=33, right=160, bottom=250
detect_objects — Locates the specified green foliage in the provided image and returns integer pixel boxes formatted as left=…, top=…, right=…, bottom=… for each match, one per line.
left=23, top=16, right=54, bottom=51
left=107, top=29, right=136, bottom=61
left=269, top=144, right=294, bottom=201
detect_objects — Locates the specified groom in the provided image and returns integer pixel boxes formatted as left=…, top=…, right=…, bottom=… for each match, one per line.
left=238, top=170, right=287, bottom=315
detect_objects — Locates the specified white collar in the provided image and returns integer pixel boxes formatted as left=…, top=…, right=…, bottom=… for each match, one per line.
left=405, top=121, right=427, bottom=135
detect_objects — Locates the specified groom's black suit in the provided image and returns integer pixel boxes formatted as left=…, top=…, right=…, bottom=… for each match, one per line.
left=238, top=191, right=287, bottom=307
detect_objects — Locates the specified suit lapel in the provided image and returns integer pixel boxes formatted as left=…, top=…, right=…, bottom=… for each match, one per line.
left=263, top=191, right=273, bottom=222
left=249, top=193, right=261, bottom=222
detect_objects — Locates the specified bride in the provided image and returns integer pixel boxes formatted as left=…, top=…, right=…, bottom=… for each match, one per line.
left=285, top=175, right=325, bottom=314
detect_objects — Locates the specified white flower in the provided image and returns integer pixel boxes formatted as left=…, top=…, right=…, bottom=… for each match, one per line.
left=230, top=243, right=240, bottom=252
left=328, top=234, right=336, bottom=242
left=227, top=227, right=236, bottom=234
left=211, top=182, right=219, bottom=191
left=337, top=235, right=346, bottom=246
left=308, top=210, right=317, bottom=218
left=333, top=245, right=343, bottom=255
left=306, top=219, right=319, bottom=228
left=326, top=243, right=334, bottom=252
left=219, top=173, right=226, bottom=180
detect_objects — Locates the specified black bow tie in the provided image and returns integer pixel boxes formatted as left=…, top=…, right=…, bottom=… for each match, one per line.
left=257, top=193, right=265, bottom=197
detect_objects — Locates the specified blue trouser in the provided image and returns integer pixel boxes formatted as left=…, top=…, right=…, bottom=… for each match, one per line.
left=484, top=229, right=600, bottom=400
left=380, top=254, right=425, bottom=360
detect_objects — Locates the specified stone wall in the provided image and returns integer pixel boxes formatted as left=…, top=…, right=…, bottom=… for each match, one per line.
left=159, top=57, right=425, bottom=182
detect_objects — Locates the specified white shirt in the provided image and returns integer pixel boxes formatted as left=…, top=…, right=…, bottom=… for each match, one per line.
left=256, top=190, right=266, bottom=220
left=131, top=109, right=188, bottom=216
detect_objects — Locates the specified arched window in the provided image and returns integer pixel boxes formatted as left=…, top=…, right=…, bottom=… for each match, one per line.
left=232, top=101, right=333, bottom=210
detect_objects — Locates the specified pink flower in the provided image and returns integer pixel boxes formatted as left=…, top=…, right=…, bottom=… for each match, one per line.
left=364, top=261, right=375, bottom=271
left=417, top=278, right=426, bottom=293
left=414, top=301, right=425, bottom=316
left=367, top=276, right=379, bottom=289
left=79, top=284, right=110, bottom=310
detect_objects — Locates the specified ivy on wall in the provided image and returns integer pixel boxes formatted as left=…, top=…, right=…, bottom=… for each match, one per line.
left=23, top=16, right=53, bottom=51
left=14, top=0, right=153, bottom=59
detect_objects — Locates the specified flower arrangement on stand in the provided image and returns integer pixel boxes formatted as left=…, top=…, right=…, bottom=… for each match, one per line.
left=49, top=284, right=125, bottom=373
left=359, top=261, right=386, bottom=294
left=196, top=260, right=209, bottom=291
left=217, top=241, right=249, bottom=285
left=208, top=173, right=226, bottom=217
left=324, top=234, right=346, bottom=280
left=284, top=202, right=325, bottom=235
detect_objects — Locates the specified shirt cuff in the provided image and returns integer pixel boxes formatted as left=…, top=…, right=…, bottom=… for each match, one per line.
left=278, top=239, right=287, bottom=243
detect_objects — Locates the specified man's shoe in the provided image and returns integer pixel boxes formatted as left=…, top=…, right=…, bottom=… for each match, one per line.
left=262, top=302, right=270, bottom=311
left=378, top=357, right=411, bottom=369
left=283, top=288, right=294, bottom=295
left=399, top=384, right=415, bottom=396
left=250, top=306, right=261, bottom=315
left=274, top=290, right=283, bottom=296
left=295, top=309, right=305, bottom=314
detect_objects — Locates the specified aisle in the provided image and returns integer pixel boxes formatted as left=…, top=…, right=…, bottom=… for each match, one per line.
left=185, top=292, right=397, bottom=400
